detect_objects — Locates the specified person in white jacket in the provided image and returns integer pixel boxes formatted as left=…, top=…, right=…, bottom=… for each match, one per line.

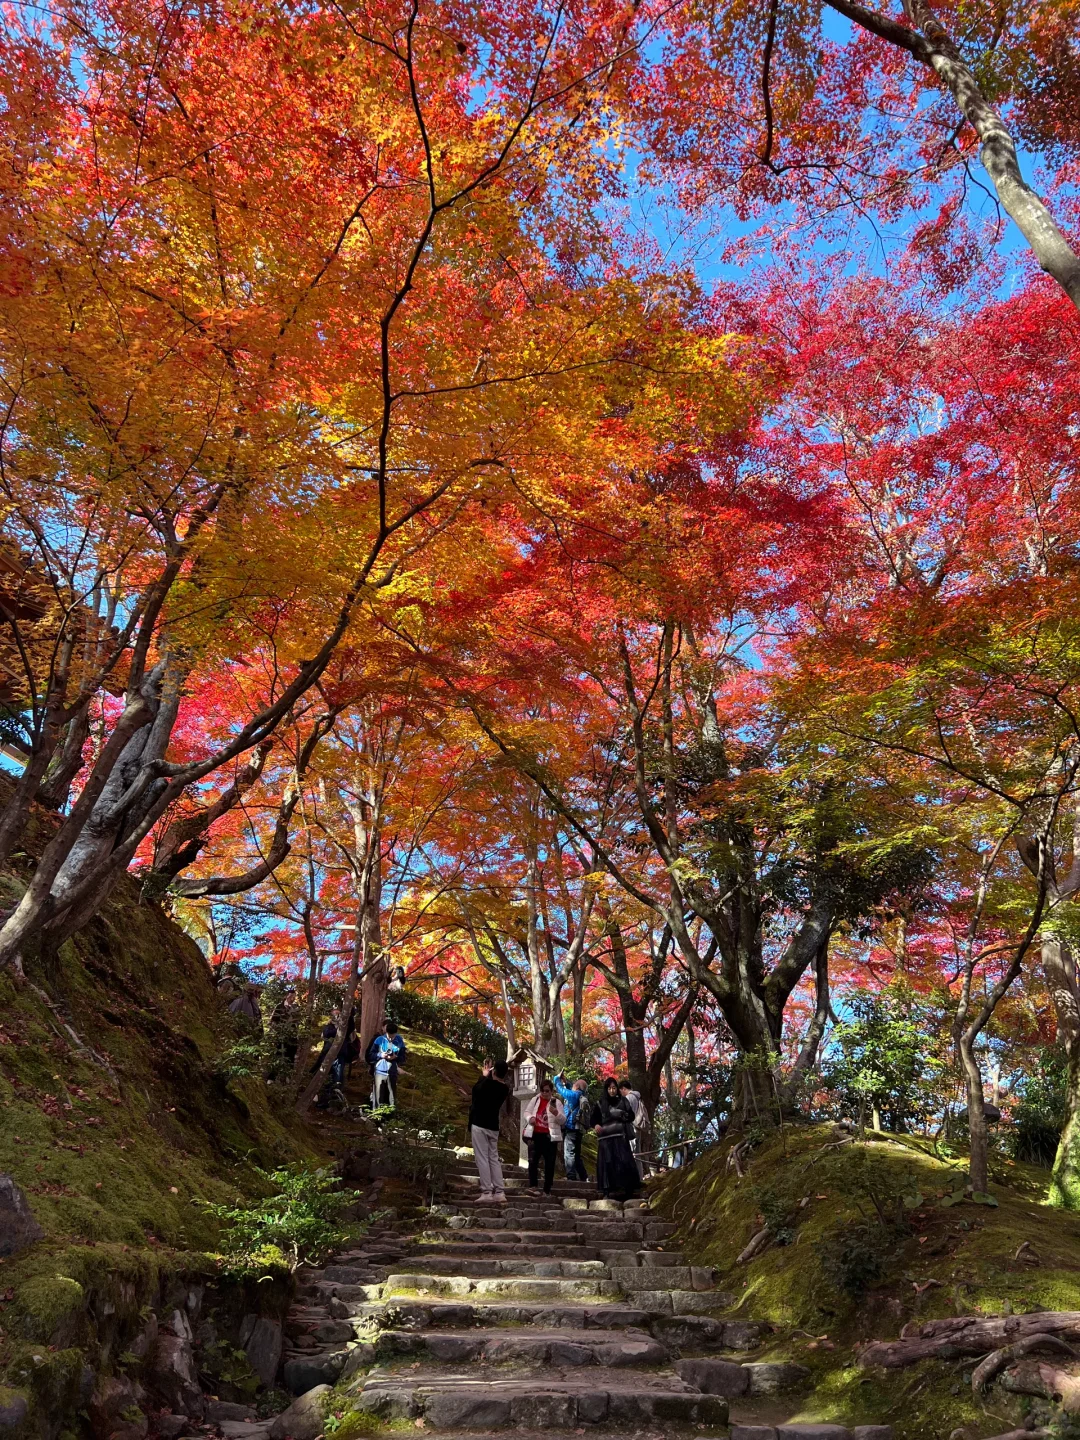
left=521, top=1080, right=566, bottom=1195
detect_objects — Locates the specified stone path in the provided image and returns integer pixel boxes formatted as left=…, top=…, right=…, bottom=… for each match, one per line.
left=257, top=1159, right=896, bottom=1440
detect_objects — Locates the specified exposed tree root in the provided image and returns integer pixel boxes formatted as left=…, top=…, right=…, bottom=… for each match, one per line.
left=859, top=1311, right=1080, bottom=1368
left=971, top=1332, right=1079, bottom=1393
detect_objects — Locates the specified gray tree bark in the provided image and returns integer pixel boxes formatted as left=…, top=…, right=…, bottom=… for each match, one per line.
left=825, top=0, right=1080, bottom=309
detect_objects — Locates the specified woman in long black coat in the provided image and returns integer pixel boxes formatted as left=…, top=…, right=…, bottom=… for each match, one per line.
left=590, top=1078, right=641, bottom=1199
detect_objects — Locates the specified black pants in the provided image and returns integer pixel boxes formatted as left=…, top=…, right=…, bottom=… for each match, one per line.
left=528, top=1133, right=557, bottom=1193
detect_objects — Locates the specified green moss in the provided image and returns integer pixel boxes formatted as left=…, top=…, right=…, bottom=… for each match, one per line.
left=393, top=1031, right=477, bottom=1118
left=650, top=1124, right=1080, bottom=1438
left=0, top=849, right=342, bottom=1422
left=3, top=1345, right=86, bottom=1422
left=326, top=1411, right=384, bottom=1439
left=12, top=1275, right=85, bottom=1346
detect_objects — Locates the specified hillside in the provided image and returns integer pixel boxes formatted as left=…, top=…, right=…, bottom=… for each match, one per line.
left=0, top=834, right=332, bottom=1437
left=649, top=1122, right=1080, bottom=1438
left=0, top=804, right=505, bottom=1440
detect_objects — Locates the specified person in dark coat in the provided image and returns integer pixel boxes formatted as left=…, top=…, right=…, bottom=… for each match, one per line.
left=590, top=1077, right=641, bottom=1199
left=469, top=1058, right=510, bottom=1203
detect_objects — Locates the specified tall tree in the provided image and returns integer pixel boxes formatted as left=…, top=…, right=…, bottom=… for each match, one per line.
left=0, top=0, right=715, bottom=972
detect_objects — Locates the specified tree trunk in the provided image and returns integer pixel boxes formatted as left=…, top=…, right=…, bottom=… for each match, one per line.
left=825, top=0, right=1080, bottom=310
left=732, top=1061, right=778, bottom=1129
left=297, top=940, right=362, bottom=1114
left=959, top=1031, right=989, bottom=1194
left=499, top=970, right=517, bottom=1058
left=302, top=903, right=321, bottom=1025
left=38, top=707, right=93, bottom=811
left=357, top=861, right=386, bottom=1061
left=359, top=953, right=389, bottom=1060
left=524, top=851, right=549, bottom=1053
left=550, top=984, right=567, bottom=1057
left=1045, top=937, right=1080, bottom=1209
left=572, top=957, right=586, bottom=1059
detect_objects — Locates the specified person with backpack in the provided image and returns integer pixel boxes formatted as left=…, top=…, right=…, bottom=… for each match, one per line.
left=618, top=1078, right=649, bottom=1172
left=228, top=983, right=263, bottom=1031
left=383, top=1021, right=407, bottom=1081
left=554, top=1072, right=590, bottom=1182
left=313, top=1005, right=356, bottom=1109
left=366, top=1022, right=406, bottom=1108
left=468, top=1058, right=510, bottom=1204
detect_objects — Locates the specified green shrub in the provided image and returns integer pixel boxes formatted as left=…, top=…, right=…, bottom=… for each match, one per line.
left=1009, top=1047, right=1068, bottom=1166
left=751, top=1176, right=805, bottom=1247
left=376, top=1100, right=459, bottom=1203
left=817, top=1224, right=889, bottom=1298
left=198, top=1164, right=354, bottom=1276
left=820, top=989, right=942, bottom=1133
left=214, top=1037, right=270, bottom=1081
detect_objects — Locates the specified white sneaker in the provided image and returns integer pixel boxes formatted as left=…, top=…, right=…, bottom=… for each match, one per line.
left=475, top=1192, right=496, bottom=1204
left=492, top=1192, right=507, bottom=1204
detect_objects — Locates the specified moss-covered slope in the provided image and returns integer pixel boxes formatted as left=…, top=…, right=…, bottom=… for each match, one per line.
left=0, top=856, right=321, bottom=1427
left=650, top=1124, right=1080, bottom=1438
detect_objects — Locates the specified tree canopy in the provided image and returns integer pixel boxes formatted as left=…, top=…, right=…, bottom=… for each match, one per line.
left=3, top=0, right=1080, bottom=1200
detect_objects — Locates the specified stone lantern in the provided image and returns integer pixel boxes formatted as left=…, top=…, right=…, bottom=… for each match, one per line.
left=508, top=1046, right=548, bottom=1167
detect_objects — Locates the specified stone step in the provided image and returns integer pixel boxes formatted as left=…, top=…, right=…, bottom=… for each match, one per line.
left=675, top=1358, right=811, bottom=1398
left=731, top=1428, right=893, bottom=1440
left=449, top=1175, right=599, bottom=1195
left=395, top=1254, right=700, bottom=1288
left=361, top=1299, right=662, bottom=1331
left=409, top=1240, right=615, bottom=1260
left=393, top=1255, right=611, bottom=1278
left=350, top=1368, right=730, bottom=1429
left=432, top=1228, right=645, bottom=1249
left=373, top=1326, right=669, bottom=1366
left=450, top=1213, right=564, bottom=1230
left=565, top=1198, right=651, bottom=1213
left=381, top=1272, right=622, bottom=1301
left=457, top=1200, right=568, bottom=1216
left=609, top=1264, right=715, bottom=1291
left=348, top=1298, right=757, bottom=1345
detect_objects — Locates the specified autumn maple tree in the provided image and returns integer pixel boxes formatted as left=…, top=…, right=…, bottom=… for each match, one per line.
left=0, top=0, right=721, bottom=973
left=4, top=0, right=1080, bottom=1206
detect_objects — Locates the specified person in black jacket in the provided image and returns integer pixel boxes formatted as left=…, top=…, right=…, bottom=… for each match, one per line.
left=590, top=1077, right=641, bottom=1199
left=469, top=1059, right=510, bottom=1204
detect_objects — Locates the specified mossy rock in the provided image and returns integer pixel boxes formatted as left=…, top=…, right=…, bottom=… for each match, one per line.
left=320, top=1408, right=381, bottom=1440
left=0, top=1385, right=30, bottom=1438
left=13, top=1275, right=86, bottom=1346
left=4, top=1346, right=87, bottom=1426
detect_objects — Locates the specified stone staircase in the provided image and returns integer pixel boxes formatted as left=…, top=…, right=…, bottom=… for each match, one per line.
left=252, top=1154, right=897, bottom=1440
